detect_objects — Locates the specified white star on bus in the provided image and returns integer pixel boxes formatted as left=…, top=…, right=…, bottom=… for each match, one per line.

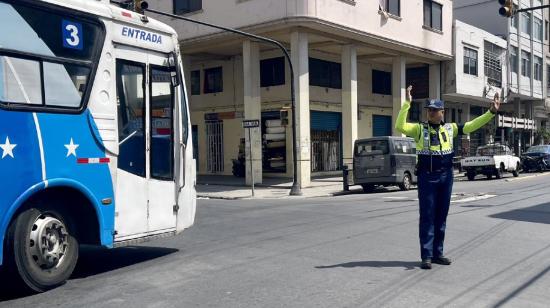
left=64, top=138, right=79, bottom=157
left=0, top=136, right=17, bottom=159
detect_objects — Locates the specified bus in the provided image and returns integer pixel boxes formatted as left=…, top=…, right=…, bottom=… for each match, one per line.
left=0, top=0, right=196, bottom=292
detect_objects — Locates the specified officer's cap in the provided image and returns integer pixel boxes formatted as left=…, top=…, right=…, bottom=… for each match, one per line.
left=425, top=99, right=444, bottom=110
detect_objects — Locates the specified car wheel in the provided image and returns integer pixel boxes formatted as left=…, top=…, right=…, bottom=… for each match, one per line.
left=487, top=173, right=493, bottom=180
left=398, top=173, right=412, bottom=191
left=467, top=172, right=476, bottom=181
left=5, top=207, right=79, bottom=292
left=512, top=163, right=519, bottom=177
left=495, top=167, right=502, bottom=179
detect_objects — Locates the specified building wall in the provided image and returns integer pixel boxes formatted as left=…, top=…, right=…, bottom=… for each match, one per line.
left=450, top=20, right=508, bottom=100
left=148, top=0, right=452, bottom=58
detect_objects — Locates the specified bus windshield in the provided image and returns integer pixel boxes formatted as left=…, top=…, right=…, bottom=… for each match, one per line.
left=0, top=1, right=104, bottom=109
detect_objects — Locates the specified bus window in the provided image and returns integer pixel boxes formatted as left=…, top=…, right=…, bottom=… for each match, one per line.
left=117, top=61, right=146, bottom=177
left=0, top=1, right=103, bottom=110
left=150, top=67, right=174, bottom=180
left=0, top=56, right=42, bottom=104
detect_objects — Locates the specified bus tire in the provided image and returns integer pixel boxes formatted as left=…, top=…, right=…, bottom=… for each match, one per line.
left=6, top=207, right=79, bottom=292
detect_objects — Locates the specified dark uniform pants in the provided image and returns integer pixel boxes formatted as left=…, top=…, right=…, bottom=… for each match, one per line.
left=417, top=168, right=453, bottom=260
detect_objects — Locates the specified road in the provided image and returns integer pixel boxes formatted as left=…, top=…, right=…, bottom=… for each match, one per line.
left=2, top=172, right=550, bottom=307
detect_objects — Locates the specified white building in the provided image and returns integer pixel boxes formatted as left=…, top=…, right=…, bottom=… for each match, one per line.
left=443, top=20, right=513, bottom=156
left=144, top=0, right=453, bottom=187
left=454, top=0, right=549, bottom=153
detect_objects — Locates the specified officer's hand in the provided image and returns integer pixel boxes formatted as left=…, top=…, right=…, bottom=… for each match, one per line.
left=490, top=93, right=500, bottom=114
left=407, top=85, right=413, bottom=102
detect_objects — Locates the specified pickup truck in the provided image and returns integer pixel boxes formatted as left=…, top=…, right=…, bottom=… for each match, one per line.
left=460, top=144, right=520, bottom=181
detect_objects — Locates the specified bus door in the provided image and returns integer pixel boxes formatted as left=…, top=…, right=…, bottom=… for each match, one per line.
left=114, top=46, right=149, bottom=239
left=115, top=45, right=178, bottom=238
left=147, top=52, right=177, bottom=233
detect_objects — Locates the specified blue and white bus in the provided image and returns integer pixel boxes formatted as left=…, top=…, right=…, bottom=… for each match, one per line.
left=0, top=0, right=196, bottom=291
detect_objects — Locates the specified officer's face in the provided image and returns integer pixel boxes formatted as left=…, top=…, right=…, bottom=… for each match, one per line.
left=427, top=108, right=444, bottom=124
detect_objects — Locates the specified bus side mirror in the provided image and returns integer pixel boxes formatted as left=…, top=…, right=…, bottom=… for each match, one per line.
left=168, top=52, right=181, bottom=87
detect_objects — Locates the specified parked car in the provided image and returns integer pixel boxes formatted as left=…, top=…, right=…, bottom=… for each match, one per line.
left=521, top=145, right=550, bottom=172
left=460, top=144, right=520, bottom=180
left=353, top=136, right=417, bottom=192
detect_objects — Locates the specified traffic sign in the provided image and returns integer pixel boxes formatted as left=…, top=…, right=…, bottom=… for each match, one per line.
left=242, top=119, right=260, bottom=128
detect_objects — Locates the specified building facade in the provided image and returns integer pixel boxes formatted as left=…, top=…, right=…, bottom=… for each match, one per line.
left=454, top=0, right=550, bottom=154
left=146, top=0, right=453, bottom=187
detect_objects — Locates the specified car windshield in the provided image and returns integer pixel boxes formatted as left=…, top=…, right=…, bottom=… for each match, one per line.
left=356, top=140, right=389, bottom=155
left=526, top=145, right=550, bottom=153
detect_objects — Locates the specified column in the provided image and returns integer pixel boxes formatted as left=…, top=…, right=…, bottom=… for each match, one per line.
left=514, top=97, right=521, bottom=155
left=462, top=103, right=471, bottom=155
left=392, top=56, right=406, bottom=136
left=341, top=45, right=357, bottom=166
left=243, top=40, right=262, bottom=184
left=429, top=62, right=441, bottom=99
left=291, top=31, right=311, bottom=187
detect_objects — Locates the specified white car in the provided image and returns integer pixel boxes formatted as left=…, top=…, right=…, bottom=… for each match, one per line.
left=460, top=144, right=520, bottom=181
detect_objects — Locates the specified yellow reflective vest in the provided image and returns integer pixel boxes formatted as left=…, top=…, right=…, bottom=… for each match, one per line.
left=395, top=101, right=495, bottom=171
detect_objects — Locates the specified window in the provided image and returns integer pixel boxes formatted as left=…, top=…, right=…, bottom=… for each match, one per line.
left=546, top=21, right=549, bottom=41
left=408, top=101, right=421, bottom=122
left=173, top=0, right=202, bottom=15
left=521, top=12, right=531, bottom=35
left=547, top=65, right=550, bottom=95
left=372, top=70, right=392, bottom=95
left=463, top=47, right=478, bottom=76
left=117, top=61, right=146, bottom=177
left=534, top=56, right=542, bottom=81
left=309, top=58, right=342, bottom=89
left=150, top=67, right=174, bottom=180
left=423, top=0, right=442, bottom=31
left=521, top=50, right=531, bottom=77
left=511, top=47, right=518, bottom=74
left=534, top=17, right=543, bottom=40
left=484, top=42, right=504, bottom=87
left=190, top=70, right=200, bottom=95
left=0, top=1, right=103, bottom=110
left=260, top=57, right=285, bottom=87
left=381, top=0, right=400, bottom=17
left=203, top=67, right=223, bottom=93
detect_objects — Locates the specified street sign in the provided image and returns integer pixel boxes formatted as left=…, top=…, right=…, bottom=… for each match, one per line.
left=242, top=119, right=260, bottom=128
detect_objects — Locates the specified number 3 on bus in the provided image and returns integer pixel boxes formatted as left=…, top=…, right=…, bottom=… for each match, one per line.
left=0, top=0, right=196, bottom=292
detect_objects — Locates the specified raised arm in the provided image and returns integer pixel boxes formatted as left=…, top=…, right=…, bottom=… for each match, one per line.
left=395, top=85, right=420, bottom=138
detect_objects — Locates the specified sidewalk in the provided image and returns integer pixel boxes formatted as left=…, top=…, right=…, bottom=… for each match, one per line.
left=197, top=170, right=465, bottom=200
left=197, top=175, right=352, bottom=199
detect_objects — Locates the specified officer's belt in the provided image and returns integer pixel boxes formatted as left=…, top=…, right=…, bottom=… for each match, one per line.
left=417, top=149, right=454, bottom=156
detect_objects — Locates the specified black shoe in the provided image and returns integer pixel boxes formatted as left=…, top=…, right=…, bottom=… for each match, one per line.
left=433, top=256, right=452, bottom=265
left=420, top=259, right=432, bottom=269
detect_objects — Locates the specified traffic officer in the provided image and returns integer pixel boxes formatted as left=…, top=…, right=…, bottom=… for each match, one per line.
left=395, top=85, right=500, bottom=269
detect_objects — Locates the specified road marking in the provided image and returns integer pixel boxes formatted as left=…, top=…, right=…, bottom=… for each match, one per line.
left=451, top=194, right=496, bottom=203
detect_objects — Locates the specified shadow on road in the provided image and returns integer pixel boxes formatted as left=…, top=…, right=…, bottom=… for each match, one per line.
left=73, top=245, right=178, bottom=278
left=490, top=202, right=550, bottom=225
left=315, top=260, right=417, bottom=270
left=0, top=245, right=178, bottom=302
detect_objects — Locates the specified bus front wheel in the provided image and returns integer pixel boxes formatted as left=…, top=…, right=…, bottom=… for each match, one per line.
left=6, top=207, right=78, bottom=292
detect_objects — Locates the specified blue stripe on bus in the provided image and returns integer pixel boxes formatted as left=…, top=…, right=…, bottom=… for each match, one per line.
left=0, top=109, right=114, bottom=265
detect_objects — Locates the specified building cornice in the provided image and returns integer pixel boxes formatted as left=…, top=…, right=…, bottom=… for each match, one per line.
left=178, top=16, right=452, bottom=61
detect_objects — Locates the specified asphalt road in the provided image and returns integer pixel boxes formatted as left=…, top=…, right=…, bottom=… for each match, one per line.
left=2, top=172, right=550, bottom=307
